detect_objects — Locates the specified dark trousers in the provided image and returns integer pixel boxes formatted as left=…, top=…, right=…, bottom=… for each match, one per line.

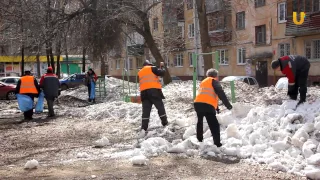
left=196, top=111, right=221, bottom=147
left=289, top=65, right=310, bottom=102
left=141, top=97, right=167, bottom=131
left=46, top=97, right=55, bottom=116
left=24, top=109, right=34, bottom=120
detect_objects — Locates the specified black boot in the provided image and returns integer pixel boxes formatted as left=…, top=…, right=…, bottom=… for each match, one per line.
left=160, top=116, right=168, bottom=127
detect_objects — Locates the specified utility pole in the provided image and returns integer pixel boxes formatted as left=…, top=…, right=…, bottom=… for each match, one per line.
left=193, top=0, right=201, bottom=79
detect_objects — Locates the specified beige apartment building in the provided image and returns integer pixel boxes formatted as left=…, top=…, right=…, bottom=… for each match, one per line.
left=108, top=0, right=320, bottom=86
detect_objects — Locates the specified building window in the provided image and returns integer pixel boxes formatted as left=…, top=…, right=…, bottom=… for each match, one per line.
left=178, top=22, right=185, bottom=38
left=293, top=0, right=312, bottom=12
left=236, top=11, right=245, bottom=30
left=206, top=0, right=222, bottom=13
left=188, top=52, right=194, bottom=67
left=153, top=18, right=158, bottom=31
left=255, top=25, right=266, bottom=45
left=208, top=16, right=225, bottom=31
left=278, top=43, right=290, bottom=57
left=129, top=58, right=133, bottom=70
left=186, top=0, right=193, bottom=10
left=116, top=59, right=120, bottom=69
left=188, top=23, right=195, bottom=38
left=109, top=61, right=113, bottom=71
left=174, top=53, right=184, bottom=67
left=136, top=56, right=143, bottom=69
left=314, top=0, right=320, bottom=12
left=278, top=2, right=287, bottom=23
left=165, top=55, right=170, bottom=68
left=217, top=49, right=228, bottom=65
left=237, top=48, right=246, bottom=65
left=255, top=0, right=265, bottom=8
left=305, top=40, right=320, bottom=59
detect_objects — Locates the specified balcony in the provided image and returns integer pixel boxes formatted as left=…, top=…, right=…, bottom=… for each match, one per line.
left=285, top=12, right=320, bottom=36
left=127, top=44, right=145, bottom=56
left=209, top=30, right=232, bottom=46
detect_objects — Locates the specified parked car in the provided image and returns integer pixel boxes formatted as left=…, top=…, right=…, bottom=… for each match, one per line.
left=275, top=77, right=288, bottom=90
left=0, top=77, right=20, bottom=85
left=0, top=81, right=16, bottom=100
left=221, top=76, right=259, bottom=87
left=59, top=73, right=86, bottom=90
left=171, top=76, right=182, bottom=83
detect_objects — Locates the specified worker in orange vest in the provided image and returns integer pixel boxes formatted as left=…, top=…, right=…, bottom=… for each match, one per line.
left=15, top=70, right=40, bottom=120
left=137, top=60, right=168, bottom=138
left=194, top=68, right=232, bottom=147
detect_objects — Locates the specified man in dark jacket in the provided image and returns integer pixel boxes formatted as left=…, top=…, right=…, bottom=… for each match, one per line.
left=194, top=68, right=232, bottom=147
left=15, top=70, right=40, bottom=120
left=39, top=67, right=60, bottom=117
left=137, top=60, right=168, bottom=138
left=271, top=55, right=310, bottom=105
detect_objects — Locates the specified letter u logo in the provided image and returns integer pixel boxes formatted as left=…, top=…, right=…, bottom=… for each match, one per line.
left=293, top=12, right=306, bottom=25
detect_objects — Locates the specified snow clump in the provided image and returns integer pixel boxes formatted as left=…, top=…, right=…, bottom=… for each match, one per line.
left=24, top=159, right=39, bottom=169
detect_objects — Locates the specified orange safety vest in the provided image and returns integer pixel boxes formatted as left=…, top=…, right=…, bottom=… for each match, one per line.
left=20, top=76, right=38, bottom=94
left=194, top=77, right=219, bottom=109
left=138, top=66, right=162, bottom=91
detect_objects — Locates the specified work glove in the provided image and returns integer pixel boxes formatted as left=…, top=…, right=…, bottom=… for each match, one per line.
left=216, top=108, right=220, bottom=114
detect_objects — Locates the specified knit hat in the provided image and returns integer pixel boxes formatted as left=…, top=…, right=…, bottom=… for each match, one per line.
left=47, top=66, right=53, bottom=73
left=271, top=59, right=280, bottom=69
left=143, top=60, right=153, bottom=66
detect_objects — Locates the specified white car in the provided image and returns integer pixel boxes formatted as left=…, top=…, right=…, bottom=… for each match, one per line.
left=221, top=76, right=259, bottom=87
left=0, top=77, right=20, bottom=85
left=275, top=77, right=288, bottom=89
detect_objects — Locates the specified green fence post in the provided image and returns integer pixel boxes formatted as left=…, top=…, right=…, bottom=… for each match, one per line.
left=135, top=71, right=138, bottom=99
left=104, top=76, right=106, bottom=96
left=230, top=80, right=236, bottom=103
left=122, top=69, right=125, bottom=102
left=99, top=78, right=101, bottom=98
left=215, top=50, right=219, bottom=71
left=192, top=53, right=197, bottom=100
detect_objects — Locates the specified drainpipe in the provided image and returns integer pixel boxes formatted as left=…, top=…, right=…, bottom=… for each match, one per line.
left=193, top=0, right=200, bottom=79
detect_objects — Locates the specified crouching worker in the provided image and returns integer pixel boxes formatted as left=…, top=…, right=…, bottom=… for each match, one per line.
left=15, top=70, right=40, bottom=120
left=194, top=68, right=232, bottom=147
left=39, top=67, right=60, bottom=117
left=137, top=60, right=168, bottom=138
left=271, top=55, right=310, bottom=105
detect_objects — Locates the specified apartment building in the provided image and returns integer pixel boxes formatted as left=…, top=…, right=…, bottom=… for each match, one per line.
left=108, top=0, right=320, bottom=86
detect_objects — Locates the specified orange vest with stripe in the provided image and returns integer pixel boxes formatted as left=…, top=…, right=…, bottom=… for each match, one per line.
left=194, top=77, right=219, bottom=109
left=20, top=76, right=38, bottom=94
left=138, top=66, right=162, bottom=91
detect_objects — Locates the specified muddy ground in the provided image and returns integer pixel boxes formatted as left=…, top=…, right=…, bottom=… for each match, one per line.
left=0, top=100, right=306, bottom=180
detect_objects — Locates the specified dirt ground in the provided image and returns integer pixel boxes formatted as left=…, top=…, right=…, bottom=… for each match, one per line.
left=0, top=101, right=307, bottom=180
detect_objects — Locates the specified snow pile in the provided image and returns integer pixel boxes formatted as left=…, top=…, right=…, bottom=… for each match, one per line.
left=93, top=137, right=110, bottom=147
left=56, top=77, right=320, bottom=178
left=130, top=155, right=148, bottom=165
left=24, top=159, right=39, bottom=169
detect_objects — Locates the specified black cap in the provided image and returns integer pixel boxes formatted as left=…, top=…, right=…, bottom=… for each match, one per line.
left=143, top=60, right=153, bottom=66
left=271, top=59, right=280, bottom=69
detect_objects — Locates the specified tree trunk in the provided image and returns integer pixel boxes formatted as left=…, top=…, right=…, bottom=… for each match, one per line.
left=196, top=0, right=213, bottom=75
left=64, top=33, right=70, bottom=75
left=21, top=45, right=24, bottom=76
left=49, top=45, right=55, bottom=73
left=100, top=55, right=106, bottom=76
left=56, top=40, right=61, bottom=78
left=82, top=48, right=86, bottom=72
left=46, top=44, right=50, bottom=66
left=140, top=20, right=171, bottom=84
left=36, top=51, right=40, bottom=77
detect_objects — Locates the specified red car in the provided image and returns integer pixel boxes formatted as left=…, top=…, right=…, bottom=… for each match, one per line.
left=0, top=81, right=16, bottom=100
